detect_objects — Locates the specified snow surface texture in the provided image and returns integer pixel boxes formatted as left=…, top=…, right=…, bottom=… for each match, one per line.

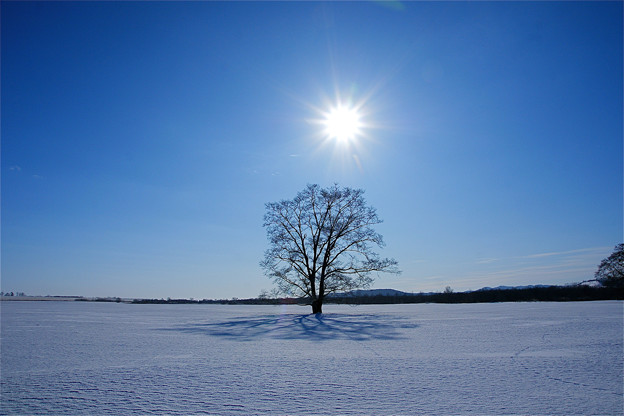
left=1, top=301, right=622, bottom=415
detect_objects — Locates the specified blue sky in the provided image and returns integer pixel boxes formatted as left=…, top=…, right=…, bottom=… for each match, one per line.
left=2, top=1, right=622, bottom=299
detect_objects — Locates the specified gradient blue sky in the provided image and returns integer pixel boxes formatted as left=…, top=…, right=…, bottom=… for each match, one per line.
left=2, top=1, right=622, bottom=299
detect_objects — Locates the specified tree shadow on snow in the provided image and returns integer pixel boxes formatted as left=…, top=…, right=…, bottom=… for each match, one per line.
left=164, top=313, right=418, bottom=341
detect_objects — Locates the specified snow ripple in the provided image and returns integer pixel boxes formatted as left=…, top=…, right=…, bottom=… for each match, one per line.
left=1, top=301, right=622, bottom=415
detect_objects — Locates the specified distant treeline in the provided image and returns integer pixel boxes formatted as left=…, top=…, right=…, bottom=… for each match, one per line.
left=327, top=285, right=622, bottom=305
left=129, top=297, right=294, bottom=305
left=126, top=285, right=622, bottom=305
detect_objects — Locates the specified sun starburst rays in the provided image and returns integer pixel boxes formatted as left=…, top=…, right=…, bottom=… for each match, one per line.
left=300, top=90, right=380, bottom=175
left=322, top=104, right=362, bottom=143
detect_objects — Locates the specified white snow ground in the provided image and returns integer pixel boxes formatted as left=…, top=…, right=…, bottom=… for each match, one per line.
left=1, top=301, right=622, bottom=415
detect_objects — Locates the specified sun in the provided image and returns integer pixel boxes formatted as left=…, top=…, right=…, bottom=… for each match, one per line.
left=322, top=105, right=362, bottom=143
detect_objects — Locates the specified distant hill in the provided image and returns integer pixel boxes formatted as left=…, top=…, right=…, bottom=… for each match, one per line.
left=335, top=286, right=554, bottom=297
left=476, top=285, right=552, bottom=291
left=331, top=289, right=412, bottom=297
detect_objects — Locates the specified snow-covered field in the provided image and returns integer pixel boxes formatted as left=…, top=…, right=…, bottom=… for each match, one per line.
left=1, top=301, right=622, bottom=415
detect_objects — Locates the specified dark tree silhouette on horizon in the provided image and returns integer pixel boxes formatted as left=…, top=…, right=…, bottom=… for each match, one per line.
left=261, top=184, right=399, bottom=314
left=595, top=244, right=624, bottom=288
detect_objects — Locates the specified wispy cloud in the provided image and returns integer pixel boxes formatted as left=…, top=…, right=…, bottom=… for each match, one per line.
left=417, top=262, right=598, bottom=293
left=521, top=246, right=611, bottom=259
left=9, top=165, right=22, bottom=172
left=405, top=246, right=612, bottom=293
left=476, top=258, right=498, bottom=264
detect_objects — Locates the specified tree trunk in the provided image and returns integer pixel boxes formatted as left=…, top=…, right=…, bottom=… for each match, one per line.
left=311, top=299, right=323, bottom=314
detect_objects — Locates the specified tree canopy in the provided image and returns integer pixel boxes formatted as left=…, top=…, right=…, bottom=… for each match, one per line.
left=261, top=184, right=399, bottom=313
left=595, top=244, right=624, bottom=288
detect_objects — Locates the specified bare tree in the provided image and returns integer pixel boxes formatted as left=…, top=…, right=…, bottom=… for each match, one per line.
left=595, top=243, right=624, bottom=288
left=261, top=184, right=399, bottom=313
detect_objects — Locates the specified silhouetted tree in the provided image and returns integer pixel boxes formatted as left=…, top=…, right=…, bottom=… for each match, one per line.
left=595, top=244, right=624, bottom=288
left=261, top=184, right=399, bottom=313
